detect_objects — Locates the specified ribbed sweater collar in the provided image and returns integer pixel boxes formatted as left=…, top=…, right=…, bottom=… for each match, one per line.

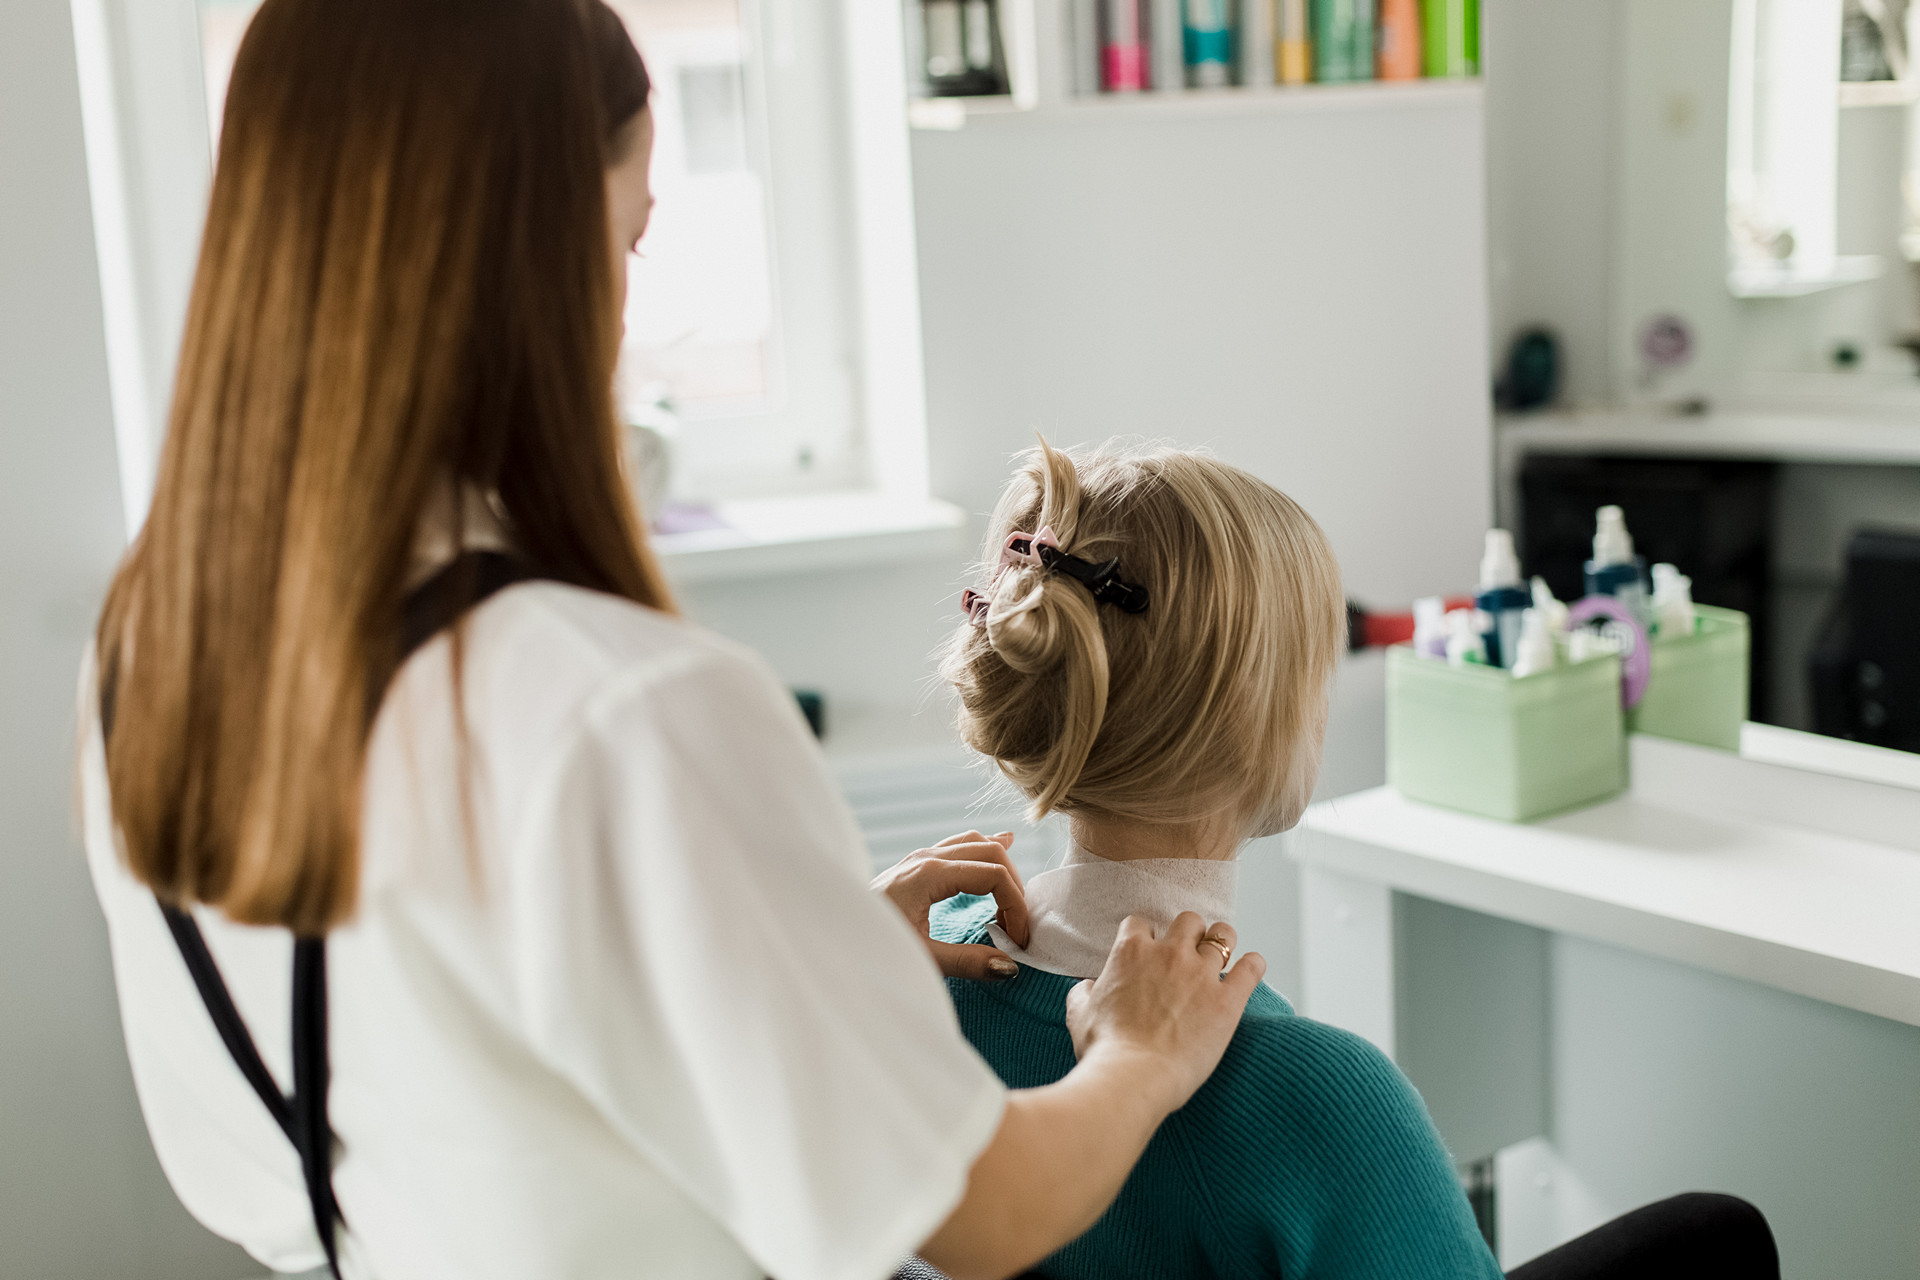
left=985, top=843, right=1237, bottom=981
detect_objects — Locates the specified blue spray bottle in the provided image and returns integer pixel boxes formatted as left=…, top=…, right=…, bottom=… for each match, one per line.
left=1583, top=505, right=1651, bottom=629
left=1475, top=528, right=1529, bottom=668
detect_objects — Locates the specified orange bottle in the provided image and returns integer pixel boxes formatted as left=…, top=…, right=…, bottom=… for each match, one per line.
left=1376, top=0, right=1422, bottom=80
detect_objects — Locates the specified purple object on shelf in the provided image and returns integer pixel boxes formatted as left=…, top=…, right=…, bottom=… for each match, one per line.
left=1567, top=594, right=1651, bottom=708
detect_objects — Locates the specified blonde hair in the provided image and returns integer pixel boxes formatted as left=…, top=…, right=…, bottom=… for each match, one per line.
left=942, top=440, right=1345, bottom=837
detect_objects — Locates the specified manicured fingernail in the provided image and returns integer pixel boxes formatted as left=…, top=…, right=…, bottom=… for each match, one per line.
left=987, top=957, right=1018, bottom=980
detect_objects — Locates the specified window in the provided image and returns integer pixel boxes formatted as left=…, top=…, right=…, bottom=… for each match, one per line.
left=1724, top=0, right=1888, bottom=296
left=83, top=0, right=933, bottom=536
left=194, top=0, right=905, bottom=503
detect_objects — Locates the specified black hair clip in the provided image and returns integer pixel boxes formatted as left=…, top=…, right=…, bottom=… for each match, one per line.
left=964, top=527, right=1151, bottom=627
left=1022, top=538, right=1151, bottom=614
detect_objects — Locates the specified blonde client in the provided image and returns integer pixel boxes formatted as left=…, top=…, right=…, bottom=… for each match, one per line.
left=926, top=441, right=1501, bottom=1279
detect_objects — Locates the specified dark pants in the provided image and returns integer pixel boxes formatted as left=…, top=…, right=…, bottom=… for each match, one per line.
left=892, top=1191, right=1779, bottom=1280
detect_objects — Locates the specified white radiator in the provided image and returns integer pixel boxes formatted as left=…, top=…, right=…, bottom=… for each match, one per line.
left=835, top=756, right=1067, bottom=879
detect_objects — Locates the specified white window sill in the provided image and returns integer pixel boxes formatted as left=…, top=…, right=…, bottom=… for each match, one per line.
left=651, top=491, right=969, bottom=584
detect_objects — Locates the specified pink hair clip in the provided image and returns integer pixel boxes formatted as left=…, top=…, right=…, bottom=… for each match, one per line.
left=962, top=526, right=1061, bottom=626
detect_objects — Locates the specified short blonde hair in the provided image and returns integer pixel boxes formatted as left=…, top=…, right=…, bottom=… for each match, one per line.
left=942, top=440, right=1345, bottom=837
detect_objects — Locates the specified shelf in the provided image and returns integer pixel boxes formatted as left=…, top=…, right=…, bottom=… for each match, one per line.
left=652, top=490, right=967, bottom=585
left=907, top=77, right=1481, bottom=129
left=1295, top=735, right=1920, bottom=1029
left=1497, top=407, right=1920, bottom=466
left=1840, top=79, right=1919, bottom=107
left=1729, top=254, right=1884, bottom=298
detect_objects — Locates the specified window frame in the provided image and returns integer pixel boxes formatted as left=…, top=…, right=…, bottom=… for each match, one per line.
left=70, top=0, right=937, bottom=534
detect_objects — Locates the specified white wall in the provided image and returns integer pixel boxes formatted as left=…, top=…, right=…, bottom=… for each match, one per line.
left=1483, top=0, right=1624, bottom=406
left=0, top=2, right=250, bottom=1276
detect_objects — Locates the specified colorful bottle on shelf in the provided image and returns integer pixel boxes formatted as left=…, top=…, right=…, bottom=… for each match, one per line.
left=922, top=0, right=1007, bottom=95
left=1277, top=0, right=1312, bottom=84
left=1375, top=0, right=1421, bottom=80
left=1183, top=0, right=1233, bottom=87
left=1419, top=0, right=1478, bottom=77
left=964, top=0, right=1002, bottom=86
left=1312, top=0, right=1375, bottom=84
left=1238, top=0, right=1276, bottom=86
left=922, top=0, right=967, bottom=85
left=1101, top=0, right=1150, bottom=91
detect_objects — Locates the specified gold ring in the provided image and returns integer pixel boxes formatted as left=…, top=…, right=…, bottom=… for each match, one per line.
left=1199, top=936, right=1232, bottom=969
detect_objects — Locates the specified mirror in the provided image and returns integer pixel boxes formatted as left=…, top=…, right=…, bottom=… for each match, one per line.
left=1489, top=0, right=1920, bottom=760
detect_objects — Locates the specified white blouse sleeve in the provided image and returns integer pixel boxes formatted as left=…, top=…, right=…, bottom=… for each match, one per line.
left=510, top=641, right=1005, bottom=1280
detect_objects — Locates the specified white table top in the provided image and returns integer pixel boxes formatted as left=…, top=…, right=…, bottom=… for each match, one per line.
left=1295, top=735, right=1920, bottom=1028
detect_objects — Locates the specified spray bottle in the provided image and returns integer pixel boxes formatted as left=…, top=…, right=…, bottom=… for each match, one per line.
left=1476, top=529, right=1529, bottom=668
left=1583, top=505, right=1651, bottom=629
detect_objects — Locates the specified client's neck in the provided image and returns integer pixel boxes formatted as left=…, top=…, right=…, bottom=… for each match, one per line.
left=1070, top=809, right=1242, bottom=862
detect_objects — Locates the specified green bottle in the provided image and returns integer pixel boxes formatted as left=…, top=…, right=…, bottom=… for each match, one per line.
left=1312, top=0, right=1376, bottom=83
left=1420, top=0, right=1479, bottom=77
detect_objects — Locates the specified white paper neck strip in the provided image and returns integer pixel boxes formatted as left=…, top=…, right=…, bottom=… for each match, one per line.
left=984, top=843, right=1237, bottom=980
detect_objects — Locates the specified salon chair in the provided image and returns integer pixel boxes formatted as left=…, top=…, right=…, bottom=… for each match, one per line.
left=1811, top=526, right=1920, bottom=752
left=894, top=1190, right=1777, bottom=1279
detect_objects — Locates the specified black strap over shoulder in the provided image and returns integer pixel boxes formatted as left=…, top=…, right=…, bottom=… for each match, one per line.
left=112, top=550, right=545, bottom=1279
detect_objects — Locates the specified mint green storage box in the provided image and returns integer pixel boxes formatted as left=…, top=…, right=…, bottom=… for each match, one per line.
left=1626, top=604, right=1748, bottom=752
left=1386, top=645, right=1626, bottom=822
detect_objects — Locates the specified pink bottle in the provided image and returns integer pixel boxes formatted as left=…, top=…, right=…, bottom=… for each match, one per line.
left=1102, top=0, right=1149, bottom=91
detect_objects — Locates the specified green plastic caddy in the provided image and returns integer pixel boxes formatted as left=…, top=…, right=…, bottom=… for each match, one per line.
left=1626, top=604, right=1749, bottom=752
left=1386, top=645, right=1626, bottom=823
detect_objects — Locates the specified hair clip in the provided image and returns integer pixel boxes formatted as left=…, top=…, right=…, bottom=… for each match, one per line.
left=961, top=525, right=1150, bottom=625
left=1035, top=543, right=1151, bottom=614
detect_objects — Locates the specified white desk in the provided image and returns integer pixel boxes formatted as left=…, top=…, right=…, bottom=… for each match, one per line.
left=1293, top=733, right=1920, bottom=1045
left=1289, top=731, right=1920, bottom=1272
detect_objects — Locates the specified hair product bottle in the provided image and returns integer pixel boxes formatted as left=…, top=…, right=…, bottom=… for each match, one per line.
left=1312, top=0, right=1375, bottom=83
left=1183, top=0, right=1234, bottom=87
left=1101, top=0, right=1150, bottom=91
left=1583, top=506, right=1652, bottom=629
left=1277, top=0, right=1312, bottom=83
left=1419, top=0, right=1477, bottom=77
left=1476, top=529, right=1529, bottom=669
left=1375, top=0, right=1421, bottom=80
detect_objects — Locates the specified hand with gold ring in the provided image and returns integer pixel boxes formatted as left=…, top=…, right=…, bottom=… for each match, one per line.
left=1197, top=924, right=1235, bottom=977
left=1063, top=911, right=1266, bottom=1118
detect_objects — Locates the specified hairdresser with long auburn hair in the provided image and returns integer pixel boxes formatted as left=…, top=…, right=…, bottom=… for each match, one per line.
left=79, top=2, right=1263, bottom=1278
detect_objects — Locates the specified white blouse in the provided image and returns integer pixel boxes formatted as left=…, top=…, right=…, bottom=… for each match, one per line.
left=80, top=582, right=1005, bottom=1280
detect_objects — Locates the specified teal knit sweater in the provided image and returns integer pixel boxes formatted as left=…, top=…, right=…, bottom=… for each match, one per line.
left=932, top=896, right=1502, bottom=1280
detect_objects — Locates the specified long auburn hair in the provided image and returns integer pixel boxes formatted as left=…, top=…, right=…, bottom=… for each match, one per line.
left=95, top=0, right=669, bottom=935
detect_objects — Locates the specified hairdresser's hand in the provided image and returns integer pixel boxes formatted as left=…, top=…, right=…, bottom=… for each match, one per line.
left=872, top=831, right=1032, bottom=983
left=1065, top=914, right=1265, bottom=1116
